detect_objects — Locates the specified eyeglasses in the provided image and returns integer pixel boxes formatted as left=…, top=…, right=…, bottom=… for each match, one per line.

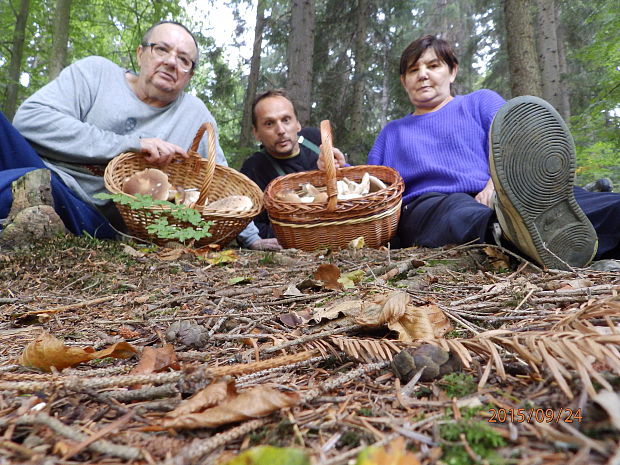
left=143, top=42, right=195, bottom=73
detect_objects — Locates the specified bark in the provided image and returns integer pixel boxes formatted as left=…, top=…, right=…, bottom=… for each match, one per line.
left=535, top=0, right=561, bottom=112
left=286, top=0, right=315, bottom=126
left=554, top=3, right=571, bottom=121
left=3, top=0, right=30, bottom=120
left=350, top=0, right=369, bottom=134
left=240, top=0, right=266, bottom=147
left=379, top=49, right=390, bottom=128
left=504, top=0, right=542, bottom=97
left=49, top=0, right=73, bottom=80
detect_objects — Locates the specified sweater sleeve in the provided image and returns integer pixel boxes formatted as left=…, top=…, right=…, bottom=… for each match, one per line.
left=13, top=57, right=142, bottom=164
left=367, top=125, right=388, bottom=165
left=477, top=89, right=506, bottom=132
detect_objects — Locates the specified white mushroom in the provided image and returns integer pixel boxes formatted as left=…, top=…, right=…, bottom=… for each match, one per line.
left=276, top=188, right=303, bottom=203
left=205, top=195, right=253, bottom=212
left=368, top=175, right=387, bottom=192
left=122, top=168, right=171, bottom=201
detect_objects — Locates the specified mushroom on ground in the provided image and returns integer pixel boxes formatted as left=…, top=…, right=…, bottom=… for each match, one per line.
left=122, top=168, right=171, bottom=201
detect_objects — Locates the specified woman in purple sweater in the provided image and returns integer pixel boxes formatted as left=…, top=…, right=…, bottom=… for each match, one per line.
left=367, top=35, right=620, bottom=270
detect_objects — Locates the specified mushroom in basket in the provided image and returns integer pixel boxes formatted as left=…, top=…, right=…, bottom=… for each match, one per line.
left=122, top=168, right=201, bottom=207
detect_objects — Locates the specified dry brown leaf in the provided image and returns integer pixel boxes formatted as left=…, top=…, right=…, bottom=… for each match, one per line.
left=280, top=309, right=312, bottom=328
left=312, top=300, right=362, bottom=322
left=169, top=378, right=236, bottom=417
left=130, top=344, right=180, bottom=376
left=355, top=292, right=451, bottom=342
left=313, top=263, right=343, bottom=290
left=360, top=436, right=421, bottom=465
left=483, top=246, right=510, bottom=270
left=19, top=332, right=137, bottom=372
left=162, top=384, right=300, bottom=430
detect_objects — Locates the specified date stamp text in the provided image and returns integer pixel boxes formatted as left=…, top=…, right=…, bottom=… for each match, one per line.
left=488, top=408, right=582, bottom=423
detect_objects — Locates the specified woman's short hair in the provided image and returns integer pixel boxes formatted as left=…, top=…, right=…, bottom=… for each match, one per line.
left=399, top=35, right=459, bottom=75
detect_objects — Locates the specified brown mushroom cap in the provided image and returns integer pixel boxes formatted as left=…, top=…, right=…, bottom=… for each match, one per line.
left=122, top=168, right=171, bottom=201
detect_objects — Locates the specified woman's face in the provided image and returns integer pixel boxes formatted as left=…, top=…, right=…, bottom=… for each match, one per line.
left=400, top=48, right=458, bottom=115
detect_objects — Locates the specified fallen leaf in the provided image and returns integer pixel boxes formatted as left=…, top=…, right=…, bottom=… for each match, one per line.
left=134, top=295, right=150, bottom=304
left=205, top=249, right=239, bottom=265
left=19, top=332, right=137, bottom=372
left=356, top=437, right=421, bottom=465
left=228, top=276, right=251, bottom=285
left=121, top=244, right=145, bottom=258
left=313, top=263, right=343, bottom=290
left=162, top=384, right=300, bottom=430
left=312, top=300, right=362, bottom=322
left=348, top=236, right=365, bottom=250
left=158, top=248, right=187, bottom=261
left=280, top=312, right=305, bottom=328
left=130, top=344, right=180, bottom=376
left=169, top=378, right=236, bottom=417
left=283, top=283, right=304, bottom=296
left=355, top=292, right=451, bottom=342
left=338, top=269, right=366, bottom=289
left=222, top=446, right=310, bottom=465
left=483, top=246, right=510, bottom=270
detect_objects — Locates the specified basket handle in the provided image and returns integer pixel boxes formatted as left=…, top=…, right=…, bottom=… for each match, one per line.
left=187, top=122, right=217, bottom=207
left=320, top=120, right=339, bottom=212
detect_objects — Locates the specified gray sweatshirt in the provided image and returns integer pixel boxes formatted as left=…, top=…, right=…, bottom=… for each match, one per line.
left=13, top=56, right=260, bottom=246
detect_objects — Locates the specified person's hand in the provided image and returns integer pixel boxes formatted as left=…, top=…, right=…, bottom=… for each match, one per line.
left=317, top=147, right=347, bottom=170
left=475, top=178, right=495, bottom=207
left=247, top=238, right=282, bottom=251
left=140, top=138, right=187, bottom=166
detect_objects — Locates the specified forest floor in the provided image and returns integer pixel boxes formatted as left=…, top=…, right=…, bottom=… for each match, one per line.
left=1, top=234, right=619, bottom=465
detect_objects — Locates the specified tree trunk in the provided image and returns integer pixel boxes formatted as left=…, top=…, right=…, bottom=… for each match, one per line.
left=350, top=0, right=369, bottom=134
left=379, top=49, right=390, bottom=128
left=504, top=0, right=542, bottom=97
left=554, top=3, right=570, bottom=122
left=3, top=0, right=30, bottom=120
left=286, top=0, right=315, bottom=126
left=534, top=0, right=562, bottom=111
left=49, top=0, right=73, bottom=80
left=240, top=0, right=266, bottom=147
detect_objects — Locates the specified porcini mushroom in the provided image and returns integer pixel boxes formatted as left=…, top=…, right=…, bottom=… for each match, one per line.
left=122, top=168, right=171, bottom=201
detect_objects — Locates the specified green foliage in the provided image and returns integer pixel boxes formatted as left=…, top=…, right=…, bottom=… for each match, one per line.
left=440, top=407, right=507, bottom=465
left=95, top=193, right=212, bottom=244
left=439, top=373, right=477, bottom=398
left=576, top=141, right=620, bottom=185
left=221, top=445, right=310, bottom=465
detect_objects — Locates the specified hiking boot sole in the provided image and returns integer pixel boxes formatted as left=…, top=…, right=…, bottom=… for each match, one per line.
left=489, top=96, right=597, bottom=270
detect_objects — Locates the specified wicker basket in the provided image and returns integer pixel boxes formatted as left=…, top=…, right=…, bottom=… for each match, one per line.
left=104, top=122, right=263, bottom=247
left=263, top=120, right=404, bottom=251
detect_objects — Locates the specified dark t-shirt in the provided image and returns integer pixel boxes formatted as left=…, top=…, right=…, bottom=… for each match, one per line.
left=240, top=128, right=321, bottom=238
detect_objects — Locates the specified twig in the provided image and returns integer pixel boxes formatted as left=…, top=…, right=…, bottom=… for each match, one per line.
left=163, top=418, right=269, bottom=465
left=263, top=324, right=361, bottom=354
left=2, top=413, right=141, bottom=460
left=21, top=295, right=117, bottom=316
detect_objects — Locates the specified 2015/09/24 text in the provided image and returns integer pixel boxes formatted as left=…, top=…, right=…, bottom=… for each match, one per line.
left=488, top=408, right=582, bottom=423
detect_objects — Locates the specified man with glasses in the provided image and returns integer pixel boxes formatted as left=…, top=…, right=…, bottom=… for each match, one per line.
left=1, top=21, right=279, bottom=250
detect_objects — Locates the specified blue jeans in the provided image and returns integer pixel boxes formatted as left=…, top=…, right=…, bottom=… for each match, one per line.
left=0, top=111, right=116, bottom=238
left=397, top=188, right=620, bottom=260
